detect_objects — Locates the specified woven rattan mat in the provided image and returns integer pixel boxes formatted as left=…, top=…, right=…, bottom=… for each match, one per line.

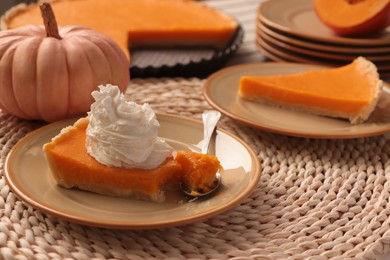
left=1, top=78, right=390, bottom=259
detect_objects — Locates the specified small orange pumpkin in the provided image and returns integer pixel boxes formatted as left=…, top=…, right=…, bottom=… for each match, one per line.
left=0, top=3, right=129, bottom=122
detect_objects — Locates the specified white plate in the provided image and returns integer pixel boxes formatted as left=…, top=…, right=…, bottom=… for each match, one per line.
left=4, top=114, right=261, bottom=229
left=258, top=0, right=390, bottom=46
left=204, top=63, right=390, bottom=139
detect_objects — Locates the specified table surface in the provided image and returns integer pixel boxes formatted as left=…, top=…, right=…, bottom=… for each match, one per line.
left=1, top=0, right=390, bottom=259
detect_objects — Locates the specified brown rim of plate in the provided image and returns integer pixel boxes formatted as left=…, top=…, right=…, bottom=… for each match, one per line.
left=257, top=0, right=390, bottom=47
left=257, top=23, right=390, bottom=61
left=256, top=36, right=345, bottom=66
left=258, top=30, right=369, bottom=62
left=255, top=36, right=390, bottom=71
left=257, top=21, right=390, bottom=54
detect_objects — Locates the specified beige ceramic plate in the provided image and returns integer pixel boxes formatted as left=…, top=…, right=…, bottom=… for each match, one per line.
left=256, top=36, right=339, bottom=66
left=256, top=37, right=390, bottom=73
left=258, top=32, right=352, bottom=62
left=257, top=22, right=390, bottom=54
left=204, top=63, right=390, bottom=139
left=4, top=114, right=260, bottom=229
left=258, top=28, right=390, bottom=62
left=258, top=0, right=390, bottom=46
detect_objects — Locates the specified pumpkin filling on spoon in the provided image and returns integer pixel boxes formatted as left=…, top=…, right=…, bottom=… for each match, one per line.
left=43, top=85, right=222, bottom=203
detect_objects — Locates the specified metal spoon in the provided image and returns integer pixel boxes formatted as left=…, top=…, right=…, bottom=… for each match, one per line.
left=181, top=110, right=222, bottom=197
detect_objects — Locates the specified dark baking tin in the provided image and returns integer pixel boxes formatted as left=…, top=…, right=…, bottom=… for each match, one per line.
left=129, top=25, right=244, bottom=78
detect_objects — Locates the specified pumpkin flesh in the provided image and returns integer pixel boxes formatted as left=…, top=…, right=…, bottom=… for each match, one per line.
left=313, top=0, right=390, bottom=35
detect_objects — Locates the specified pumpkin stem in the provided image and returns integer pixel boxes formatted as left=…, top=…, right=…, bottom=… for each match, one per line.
left=40, top=3, right=62, bottom=39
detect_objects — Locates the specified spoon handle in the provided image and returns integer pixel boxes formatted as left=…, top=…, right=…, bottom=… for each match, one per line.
left=201, top=110, right=221, bottom=154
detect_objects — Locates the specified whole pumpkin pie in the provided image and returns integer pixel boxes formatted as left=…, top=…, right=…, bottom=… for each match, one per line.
left=239, top=57, right=383, bottom=124
left=2, top=0, right=239, bottom=60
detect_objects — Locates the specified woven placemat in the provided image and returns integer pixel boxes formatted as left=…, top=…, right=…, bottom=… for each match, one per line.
left=1, top=78, right=390, bottom=259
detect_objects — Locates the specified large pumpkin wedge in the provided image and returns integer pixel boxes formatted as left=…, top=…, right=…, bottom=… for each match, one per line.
left=0, top=3, right=129, bottom=122
left=313, top=0, right=390, bottom=36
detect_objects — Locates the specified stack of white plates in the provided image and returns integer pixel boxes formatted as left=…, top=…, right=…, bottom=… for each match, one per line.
left=256, top=0, right=390, bottom=78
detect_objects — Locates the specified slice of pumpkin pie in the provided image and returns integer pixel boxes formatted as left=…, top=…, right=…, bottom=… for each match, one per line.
left=43, top=84, right=222, bottom=202
left=239, top=57, right=383, bottom=124
left=43, top=117, right=184, bottom=202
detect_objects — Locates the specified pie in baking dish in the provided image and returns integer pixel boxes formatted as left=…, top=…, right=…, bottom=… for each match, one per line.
left=2, top=0, right=239, bottom=59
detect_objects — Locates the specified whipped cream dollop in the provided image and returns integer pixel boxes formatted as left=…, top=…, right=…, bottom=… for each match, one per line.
left=86, top=84, right=174, bottom=169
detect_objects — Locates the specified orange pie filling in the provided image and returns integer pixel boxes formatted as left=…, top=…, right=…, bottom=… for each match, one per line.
left=176, top=150, right=222, bottom=194
left=239, top=57, right=383, bottom=124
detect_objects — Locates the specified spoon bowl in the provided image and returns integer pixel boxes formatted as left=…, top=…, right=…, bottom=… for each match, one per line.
left=181, top=110, right=222, bottom=198
left=181, top=172, right=222, bottom=197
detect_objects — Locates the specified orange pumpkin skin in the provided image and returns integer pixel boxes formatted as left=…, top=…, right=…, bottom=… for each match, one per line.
left=313, top=0, right=390, bottom=36
left=0, top=25, right=129, bottom=122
